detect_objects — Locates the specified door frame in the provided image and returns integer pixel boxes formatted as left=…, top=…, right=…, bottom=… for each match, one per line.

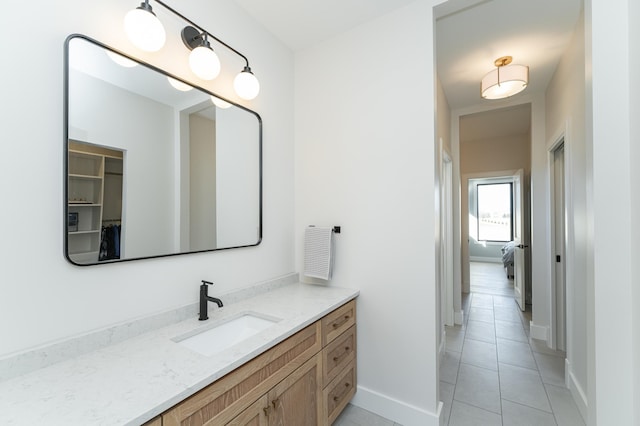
left=548, top=124, right=574, bottom=353
left=461, top=169, right=526, bottom=294
left=440, top=143, right=454, bottom=327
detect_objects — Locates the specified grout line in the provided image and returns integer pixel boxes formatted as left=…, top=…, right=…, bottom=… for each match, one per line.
left=492, top=294, right=506, bottom=425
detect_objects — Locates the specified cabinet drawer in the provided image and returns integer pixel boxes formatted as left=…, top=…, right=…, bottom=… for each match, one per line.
left=163, top=321, right=321, bottom=426
left=322, top=325, right=356, bottom=387
left=323, top=360, right=356, bottom=426
left=226, top=395, right=269, bottom=426
left=321, top=300, right=356, bottom=345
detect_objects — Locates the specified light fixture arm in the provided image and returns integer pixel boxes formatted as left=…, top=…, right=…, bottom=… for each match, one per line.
left=154, top=0, right=250, bottom=68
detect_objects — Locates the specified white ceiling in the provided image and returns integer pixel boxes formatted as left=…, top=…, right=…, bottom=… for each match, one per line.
left=436, top=0, right=583, bottom=110
left=233, top=0, right=417, bottom=52
left=233, top=0, right=582, bottom=137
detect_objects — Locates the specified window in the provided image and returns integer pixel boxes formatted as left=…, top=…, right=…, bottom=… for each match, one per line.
left=477, top=182, right=512, bottom=242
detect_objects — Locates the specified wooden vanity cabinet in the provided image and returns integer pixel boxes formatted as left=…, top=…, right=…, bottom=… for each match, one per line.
left=320, top=301, right=357, bottom=426
left=161, top=300, right=356, bottom=426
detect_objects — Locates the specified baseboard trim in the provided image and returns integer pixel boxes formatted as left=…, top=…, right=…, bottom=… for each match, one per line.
left=454, top=310, right=464, bottom=325
left=351, top=385, right=441, bottom=426
left=566, top=359, right=588, bottom=422
left=529, top=322, right=548, bottom=341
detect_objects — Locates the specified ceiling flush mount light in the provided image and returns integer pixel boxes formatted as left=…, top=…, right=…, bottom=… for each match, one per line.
left=182, top=27, right=221, bottom=80
left=123, top=0, right=260, bottom=100
left=124, top=0, right=166, bottom=52
left=481, top=56, right=529, bottom=100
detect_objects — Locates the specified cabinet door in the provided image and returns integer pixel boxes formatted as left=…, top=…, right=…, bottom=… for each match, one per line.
left=268, top=353, right=322, bottom=426
left=227, top=395, right=269, bottom=426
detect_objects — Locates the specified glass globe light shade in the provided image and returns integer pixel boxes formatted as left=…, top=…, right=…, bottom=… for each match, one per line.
left=233, top=68, right=260, bottom=100
left=189, top=46, right=221, bottom=80
left=106, top=51, right=137, bottom=68
left=124, top=5, right=166, bottom=52
left=167, top=77, right=193, bottom=92
left=211, top=95, right=232, bottom=109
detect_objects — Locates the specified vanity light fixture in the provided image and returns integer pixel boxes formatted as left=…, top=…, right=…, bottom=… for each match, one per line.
left=182, top=27, right=221, bottom=81
left=123, top=0, right=166, bottom=52
left=481, top=56, right=528, bottom=100
left=234, top=66, right=260, bottom=100
left=167, top=76, right=192, bottom=91
left=106, top=51, right=138, bottom=68
left=124, top=0, right=260, bottom=99
left=211, top=95, right=232, bottom=109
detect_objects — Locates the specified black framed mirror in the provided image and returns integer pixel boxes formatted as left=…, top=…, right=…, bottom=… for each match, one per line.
left=64, top=34, right=262, bottom=266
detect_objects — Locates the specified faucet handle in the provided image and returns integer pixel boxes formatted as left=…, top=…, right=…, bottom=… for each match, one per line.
left=201, top=280, right=213, bottom=286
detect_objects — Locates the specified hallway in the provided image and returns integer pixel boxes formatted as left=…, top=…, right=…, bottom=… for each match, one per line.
left=440, top=262, right=584, bottom=425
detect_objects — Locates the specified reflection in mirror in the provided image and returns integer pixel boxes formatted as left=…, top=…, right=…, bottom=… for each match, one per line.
left=65, top=35, right=261, bottom=265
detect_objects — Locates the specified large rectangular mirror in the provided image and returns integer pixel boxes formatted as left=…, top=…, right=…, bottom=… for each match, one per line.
left=64, top=34, right=262, bottom=265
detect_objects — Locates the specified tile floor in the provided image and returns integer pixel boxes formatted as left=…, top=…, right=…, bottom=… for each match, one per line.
left=333, top=262, right=586, bottom=425
left=441, top=262, right=585, bottom=425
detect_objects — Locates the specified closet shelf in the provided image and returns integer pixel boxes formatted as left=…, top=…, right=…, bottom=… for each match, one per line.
left=69, top=173, right=102, bottom=180
left=68, top=203, right=102, bottom=207
left=69, top=230, right=101, bottom=235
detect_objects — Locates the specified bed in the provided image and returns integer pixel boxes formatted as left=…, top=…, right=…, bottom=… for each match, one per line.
left=501, top=241, right=516, bottom=279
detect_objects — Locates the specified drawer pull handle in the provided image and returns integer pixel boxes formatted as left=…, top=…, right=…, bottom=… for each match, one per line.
left=272, top=398, right=279, bottom=408
left=332, top=382, right=352, bottom=402
left=332, top=315, right=351, bottom=329
left=263, top=406, right=271, bottom=416
left=332, top=346, right=351, bottom=363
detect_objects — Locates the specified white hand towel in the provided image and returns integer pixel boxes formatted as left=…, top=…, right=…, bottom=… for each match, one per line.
left=303, top=226, right=334, bottom=280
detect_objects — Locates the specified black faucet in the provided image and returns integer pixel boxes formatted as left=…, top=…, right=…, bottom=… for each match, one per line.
left=199, top=280, right=223, bottom=321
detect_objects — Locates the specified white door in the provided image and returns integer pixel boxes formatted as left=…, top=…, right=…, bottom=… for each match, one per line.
left=513, top=169, right=527, bottom=311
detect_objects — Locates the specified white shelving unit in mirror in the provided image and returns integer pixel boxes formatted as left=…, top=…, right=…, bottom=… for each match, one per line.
left=67, top=140, right=123, bottom=264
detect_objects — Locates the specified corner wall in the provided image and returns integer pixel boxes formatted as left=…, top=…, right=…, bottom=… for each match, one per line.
left=544, top=9, right=588, bottom=417
left=294, top=1, right=440, bottom=424
left=630, top=1, right=640, bottom=422
left=0, top=0, right=294, bottom=358
left=587, top=0, right=635, bottom=423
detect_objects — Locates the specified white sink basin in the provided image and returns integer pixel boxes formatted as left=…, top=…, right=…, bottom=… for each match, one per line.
left=175, top=313, right=279, bottom=356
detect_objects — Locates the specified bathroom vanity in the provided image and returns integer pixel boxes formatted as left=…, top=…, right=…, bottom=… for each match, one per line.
left=0, top=280, right=358, bottom=425
left=159, top=300, right=356, bottom=425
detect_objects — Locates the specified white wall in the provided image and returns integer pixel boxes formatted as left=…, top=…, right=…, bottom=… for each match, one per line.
left=587, top=0, right=635, bottom=423
left=544, top=10, right=588, bottom=415
left=0, top=0, right=294, bottom=357
left=294, top=1, right=440, bottom=424
left=216, top=107, right=261, bottom=247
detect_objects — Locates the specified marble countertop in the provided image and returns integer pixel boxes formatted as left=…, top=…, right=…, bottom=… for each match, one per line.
left=0, top=283, right=358, bottom=425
